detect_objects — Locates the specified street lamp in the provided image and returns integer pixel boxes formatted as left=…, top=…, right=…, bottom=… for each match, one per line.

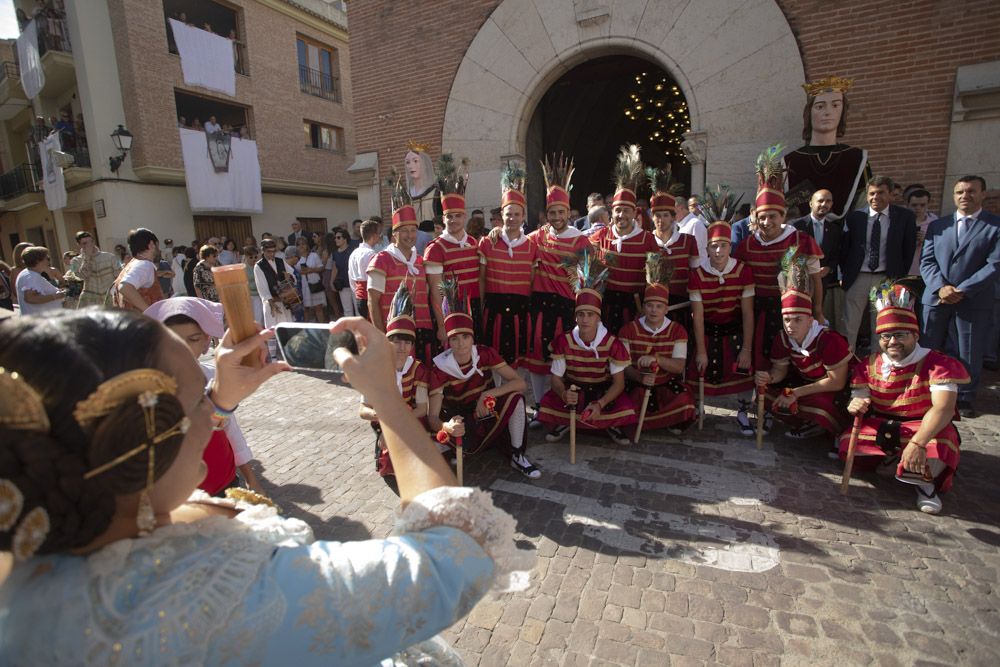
left=109, top=124, right=133, bottom=173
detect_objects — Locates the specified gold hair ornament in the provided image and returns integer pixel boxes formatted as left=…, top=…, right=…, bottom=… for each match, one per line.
left=406, top=140, right=431, bottom=154
left=0, top=367, right=51, bottom=433
left=802, top=76, right=854, bottom=97
left=73, top=369, right=178, bottom=427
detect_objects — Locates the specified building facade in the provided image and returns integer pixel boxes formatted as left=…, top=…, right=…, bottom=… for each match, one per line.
left=0, top=0, right=358, bottom=266
left=347, top=0, right=1000, bottom=219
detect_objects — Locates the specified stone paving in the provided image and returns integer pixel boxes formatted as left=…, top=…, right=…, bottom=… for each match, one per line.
left=237, top=367, right=1000, bottom=666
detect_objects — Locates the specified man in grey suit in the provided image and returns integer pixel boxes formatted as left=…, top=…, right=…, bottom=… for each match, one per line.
left=920, top=175, right=1000, bottom=418
left=840, top=176, right=917, bottom=351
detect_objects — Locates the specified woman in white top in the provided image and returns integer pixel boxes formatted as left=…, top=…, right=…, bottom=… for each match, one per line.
left=14, top=246, right=65, bottom=315
left=171, top=245, right=189, bottom=296
left=295, top=236, right=327, bottom=322
left=218, top=239, right=240, bottom=266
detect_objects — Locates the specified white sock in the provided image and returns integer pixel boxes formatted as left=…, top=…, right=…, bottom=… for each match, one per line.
left=509, top=407, right=526, bottom=455
left=529, top=373, right=548, bottom=408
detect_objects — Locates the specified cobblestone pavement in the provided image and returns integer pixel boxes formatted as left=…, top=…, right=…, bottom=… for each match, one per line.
left=238, top=367, right=1000, bottom=666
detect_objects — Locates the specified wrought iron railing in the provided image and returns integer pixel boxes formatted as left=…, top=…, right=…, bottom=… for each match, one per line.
left=0, top=163, right=42, bottom=200
left=298, top=65, right=341, bottom=103
left=36, top=17, right=71, bottom=56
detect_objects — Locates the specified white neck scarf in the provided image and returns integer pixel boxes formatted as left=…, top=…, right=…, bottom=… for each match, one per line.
left=611, top=221, right=642, bottom=252
left=787, top=320, right=825, bottom=357
left=433, top=346, right=483, bottom=380
left=572, top=322, right=608, bottom=358
left=500, top=228, right=528, bottom=258
left=699, top=257, right=736, bottom=284
left=387, top=244, right=419, bottom=275
left=395, top=356, right=414, bottom=395
left=754, top=225, right=795, bottom=247
left=654, top=227, right=680, bottom=254
left=441, top=230, right=471, bottom=248
left=639, top=315, right=671, bottom=336
left=551, top=224, right=583, bottom=240
left=879, top=344, right=930, bottom=380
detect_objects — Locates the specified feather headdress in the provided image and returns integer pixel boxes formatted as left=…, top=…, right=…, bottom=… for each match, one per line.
left=869, top=280, right=914, bottom=313
left=385, top=168, right=411, bottom=211
left=573, top=246, right=609, bottom=294
left=754, top=143, right=787, bottom=215
left=611, top=144, right=643, bottom=208
left=643, top=251, right=674, bottom=305
left=696, top=185, right=744, bottom=224
left=645, top=164, right=673, bottom=195
left=385, top=279, right=416, bottom=337
left=541, top=153, right=574, bottom=193
left=440, top=273, right=476, bottom=337
left=435, top=153, right=470, bottom=196
left=778, top=245, right=813, bottom=315
left=500, top=161, right=527, bottom=210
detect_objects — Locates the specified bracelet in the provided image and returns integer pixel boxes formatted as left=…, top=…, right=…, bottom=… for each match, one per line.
left=208, top=394, right=237, bottom=431
left=908, top=440, right=927, bottom=450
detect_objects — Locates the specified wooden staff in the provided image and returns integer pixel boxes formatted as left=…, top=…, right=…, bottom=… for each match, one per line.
left=698, top=375, right=705, bottom=430
left=634, top=360, right=657, bottom=444
left=755, top=382, right=766, bottom=450
left=212, top=264, right=262, bottom=368
left=455, top=417, right=464, bottom=486
left=569, top=384, right=578, bottom=464
left=840, top=414, right=863, bottom=495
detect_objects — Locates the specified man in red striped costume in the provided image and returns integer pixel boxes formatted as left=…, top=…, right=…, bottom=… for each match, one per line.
left=590, top=145, right=659, bottom=334
left=524, top=154, right=591, bottom=423
left=648, top=165, right=701, bottom=339
left=367, top=181, right=438, bottom=365
left=689, top=216, right=756, bottom=434
left=480, top=162, right=537, bottom=366
left=840, top=287, right=968, bottom=514
left=618, top=273, right=697, bottom=434
left=425, top=154, right=480, bottom=344
left=538, top=271, right=638, bottom=446
left=755, top=281, right=852, bottom=441
left=359, top=286, right=431, bottom=484
left=427, top=308, right=540, bottom=479
left=733, top=145, right=824, bottom=371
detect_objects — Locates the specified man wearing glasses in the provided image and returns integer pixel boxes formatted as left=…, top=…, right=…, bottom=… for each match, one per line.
left=838, top=290, right=968, bottom=514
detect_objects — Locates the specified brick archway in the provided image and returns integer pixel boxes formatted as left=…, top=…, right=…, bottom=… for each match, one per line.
left=442, top=0, right=806, bottom=209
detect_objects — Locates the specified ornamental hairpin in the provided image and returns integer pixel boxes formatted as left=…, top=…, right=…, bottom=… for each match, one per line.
left=73, top=369, right=178, bottom=427
left=0, top=367, right=51, bottom=433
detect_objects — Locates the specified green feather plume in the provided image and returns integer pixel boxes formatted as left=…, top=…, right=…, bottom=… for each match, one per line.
left=435, top=153, right=470, bottom=196
left=869, top=280, right=914, bottom=313
left=501, top=161, right=526, bottom=194
left=439, top=273, right=464, bottom=318
left=541, top=153, right=575, bottom=192
left=645, top=251, right=673, bottom=289
left=696, top=184, right=744, bottom=223
left=755, top=143, right=785, bottom=191
left=777, top=246, right=810, bottom=295
left=573, top=246, right=609, bottom=294
left=388, top=280, right=414, bottom=321
left=645, top=164, right=673, bottom=195
left=612, top=144, right=643, bottom=193
left=385, top=168, right=411, bottom=210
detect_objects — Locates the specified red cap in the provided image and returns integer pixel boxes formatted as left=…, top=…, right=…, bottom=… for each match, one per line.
left=780, top=289, right=813, bottom=315
left=707, top=221, right=732, bottom=244
left=649, top=192, right=678, bottom=214
left=502, top=190, right=526, bottom=211
left=386, top=313, right=416, bottom=339
left=754, top=187, right=786, bottom=216
left=546, top=185, right=570, bottom=211
left=441, top=193, right=466, bottom=215
left=444, top=312, right=475, bottom=338
left=611, top=188, right=637, bottom=210
left=644, top=283, right=670, bottom=305
left=392, top=205, right=418, bottom=231
left=575, top=288, right=603, bottom=314
left=875, top=307, right=919, bottom=334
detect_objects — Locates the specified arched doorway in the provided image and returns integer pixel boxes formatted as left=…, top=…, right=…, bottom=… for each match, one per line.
left=524, top=55, right=692, bottom=218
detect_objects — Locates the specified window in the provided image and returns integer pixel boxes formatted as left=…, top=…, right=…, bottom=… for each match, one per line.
left=303, top=121, right=344, bottom=153
left=164, top=0, right=247, bottom=75
left=176, top=90, right=252, bottom=139
left=194, top=216, right=253, bottom=245
left=296, top=35, right=341, bottom=102
left=296, top=218, right=328, bottom=236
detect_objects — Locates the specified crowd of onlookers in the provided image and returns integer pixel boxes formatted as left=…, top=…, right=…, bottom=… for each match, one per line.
left=178, top=115, right=251, bottom=140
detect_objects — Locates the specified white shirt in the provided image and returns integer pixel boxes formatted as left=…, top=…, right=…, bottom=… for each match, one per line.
left=200, top=361, right=252, bottom=465
left=348, top=243, right=378, bottom=285
left=120, top=258, right=157, bottom=289
left=956, top=208, right=982, bottom=243
left=862, top=207, right=891, bottom=273
left=809, top=215, right=826, bottom=247
left=15, top=269, right=62, bottom=315
left=204, top=121, right=221, bottom=134
left=678, top=215, right=708, bottom=259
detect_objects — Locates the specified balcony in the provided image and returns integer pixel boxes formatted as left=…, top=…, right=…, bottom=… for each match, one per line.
left=36, top=17, right=71, bottom=56
left=298, top=65, right=340, bottom=103
left=0, top=162, right=43, bottom=211
left=19, top=18, right=77, bottom=96
left=0, top=62, right=30, bottom=118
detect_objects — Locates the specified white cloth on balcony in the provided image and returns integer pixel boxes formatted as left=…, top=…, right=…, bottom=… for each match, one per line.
left=39, top=132, right=66, bottom=211
left=17, top=19, right=44, bottom=99
left=179, top=129, right=262, bottom=213
left=169, top=19, right=236, bottom=97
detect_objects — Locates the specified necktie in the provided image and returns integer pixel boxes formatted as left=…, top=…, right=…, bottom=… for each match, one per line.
left=868, top=213, right=881, bottom=272
left=813, top=218, right=824, bottom=246
left=957, top=216, right=969, bottom=242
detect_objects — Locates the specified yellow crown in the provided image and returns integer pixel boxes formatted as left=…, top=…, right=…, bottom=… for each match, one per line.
left=406, top=140, right=432, bottom=154
left=802, top=76, right=853, bottom=97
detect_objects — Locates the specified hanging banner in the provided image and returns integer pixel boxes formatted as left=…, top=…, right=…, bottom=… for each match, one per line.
left=179, top=128, right=262, bottom=213
left=168, top=19, right=236, bottom=97
left=16, top=19, right=44, bottom=99
left=39, top=132, right=67, bottom=211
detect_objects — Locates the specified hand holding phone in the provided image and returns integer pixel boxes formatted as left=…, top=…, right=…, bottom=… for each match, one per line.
left=274, top=322, right=359, bottom=374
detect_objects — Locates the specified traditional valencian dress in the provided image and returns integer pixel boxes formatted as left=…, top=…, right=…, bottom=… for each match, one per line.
left=766, top=319, right=853, bottom=435
left=0, top=488, right=533, bottom=666
left=838, top=346, right=968, bottom=492
left=687, top=253, right=756, bottom=395
left=653, top=227, right=699, bottom=337
left=479, top=231, right=537, bottom=366
left=618, top=312, right=697, bottom=431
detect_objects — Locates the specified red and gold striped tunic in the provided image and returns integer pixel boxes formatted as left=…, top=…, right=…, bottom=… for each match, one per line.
left=478, top=235, right=537, bottom=297
left=656, top=232, right=700, bottom=297
left=528, top=226, right=591, bottom=299
left=589, top=225, right=661, bottom=293
left=423, top=235, right=482, bottom=299
left=429, top=345, right=505, bottom=407
left=733, top=229, right=822, bottom=298
left=551, top=329, right=631, bottom=385
left=771, top=328, right=852, bottom=382
left=399, top=358, right=430, bottom=409
left=367, top=251, right=432, bottom=329
left=851, top=349, right=969, bottom=420
left=687, top=260, right=755, bottom=324
left=617, top=318, right=688, bottom=387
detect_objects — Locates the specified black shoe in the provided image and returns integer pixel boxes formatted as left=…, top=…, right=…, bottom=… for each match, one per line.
left=545, top=425, right=569, bottom=442
left=957, top=401, right=977, bottom=419
left=607, top=427, right=631, bottom=446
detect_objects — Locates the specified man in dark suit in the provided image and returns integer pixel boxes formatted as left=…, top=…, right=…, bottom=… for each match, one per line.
left=920, top=175, right=1000, bottom=418
left=840, top=176, right=917, bottom=351
left=287, top=220, right=305, bottom=247
left=792, top=189, right=845, bottom=333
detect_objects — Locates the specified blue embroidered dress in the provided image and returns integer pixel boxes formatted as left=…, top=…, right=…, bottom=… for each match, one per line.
left=0, top=487, right=531, bottom=666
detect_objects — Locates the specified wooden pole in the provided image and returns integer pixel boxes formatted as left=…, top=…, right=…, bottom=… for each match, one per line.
left=755, top=383, right=766, bottom=450
left=698, top=375, right=705, bottom=430
left=455, top=416, right=464, bottom=486
left=569, top=385, right=578, bottom=464
left=840, top=415, right=863, bottom=495
left=212, top=264, right=262, bottom=368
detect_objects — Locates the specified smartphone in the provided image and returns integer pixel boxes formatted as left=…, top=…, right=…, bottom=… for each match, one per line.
left=274, top=322, right=358, bottom=374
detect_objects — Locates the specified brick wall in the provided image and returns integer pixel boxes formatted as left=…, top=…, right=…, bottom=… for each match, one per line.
left=107, top=0, right=355, bottom=186
left=350, top=0, right=1000, bottom=216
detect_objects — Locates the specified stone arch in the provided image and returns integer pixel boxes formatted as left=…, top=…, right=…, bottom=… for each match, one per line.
left=442, top=0, right=806, bottom=208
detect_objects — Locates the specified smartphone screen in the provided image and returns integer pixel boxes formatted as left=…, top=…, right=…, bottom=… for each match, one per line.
left=274, top=323, right=358, bottom=374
